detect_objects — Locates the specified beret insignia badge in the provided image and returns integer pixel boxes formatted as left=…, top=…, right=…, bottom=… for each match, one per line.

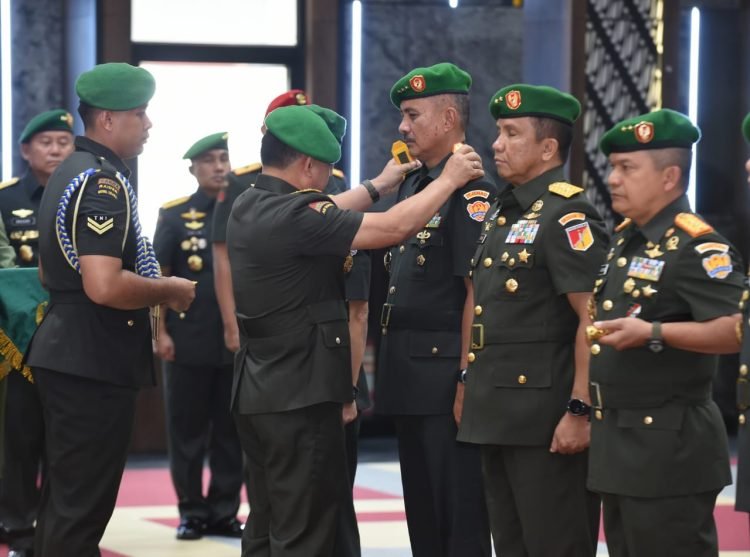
left=634, top=121, right=654, bottom=143
left=409, top=75, right=426, bottom=93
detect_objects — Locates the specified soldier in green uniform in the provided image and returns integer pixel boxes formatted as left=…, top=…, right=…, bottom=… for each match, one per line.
left=227, top=103, right=484, bottom=556
left=734, top=111, right=750, bottom=524
left=456, top=84, right=606, bottom=556
left=0, top=109, right=74, bottom=557
left=588, top=108, right=744, bottom=556
left=25, top=63, right=196, bottom=556
left=153, top=132, right=244, bottom=540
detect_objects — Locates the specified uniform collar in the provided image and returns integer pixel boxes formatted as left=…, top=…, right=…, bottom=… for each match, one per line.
left=636, top=195, right=692, bottom=244
left=75, top=136, right=131, bottom=178
left=511, top=165, right=566, bottom=210
left=253, top=173, right=299, bottom=195
left=20, top=171, right=44, bottom=201
left=190, top=187, right=216, bottom=210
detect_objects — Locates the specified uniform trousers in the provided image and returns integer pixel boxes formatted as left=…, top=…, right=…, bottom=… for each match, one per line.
left=163, top=362, right=242, bottom=524
left=394, top=414, right=491, bottom=557
left=33, top=367, right=137, bottom=557
left=601, top=490, right=720, bottom=557
left=332, top=413, right=362, bottom=557
left=481, top=444, right=600, bottom=557
left=234, top=402, right=358, bottom=557
left=0, top=371, right=44, bottom=550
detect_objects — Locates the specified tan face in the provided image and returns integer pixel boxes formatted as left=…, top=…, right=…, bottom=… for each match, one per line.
left=190, top=149, right=230, bottom=193
left=606, top=151, right=667, bottom=222
left=109, top=104, right=152, bottom=159
left=21, top=131, right=74, bottom=180
left=492, top=117, right=548, bottom=186
left=398, top=97, right=446, bottom=163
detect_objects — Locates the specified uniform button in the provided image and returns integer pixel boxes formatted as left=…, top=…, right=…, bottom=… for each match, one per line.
left=602, top=300, right=613, bottom=311
left=399, top=245, right=405, bottom=253
left=643, top=416, right=653, bottom=425
left=468, top=352, right=476, bottom=363
left=594, top=409, right=603, bottom=421
left=474, top=305, right=482, bottom=316
left=335, top=337, right=341, bottom=345
left=127, top=320, right=134, bottom=327
left=483, top=257, right=493, bottom=268
left=590, top=344, right=601, bottom=355
left=616, top=257, right=627, bottom=267
left=382, top=327, right=388, bottom=335
left=632, top=289, right=641, bottom=298
left=743, top=290, right=750, bottom=302
left=431, top=346, right=438, bottom=354
left=389, top=286, right=396, bottom=294
left=517, top=375, right=527, bottom=384
left=179, top=312, right=186, bottom=319
left=740, top=300, right=746, bottom=311
left=505, top=278, right=519, bottom=293
left=740, top=414, right=747, bottom=426
left=617, top=238, right=625, bottom=245
left=497, top=216, right=506, bottom=226
left=741, top=364, right=749, bottom=377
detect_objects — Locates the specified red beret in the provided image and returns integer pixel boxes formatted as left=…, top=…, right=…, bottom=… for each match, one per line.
left=265, top=89, right=309, bottom=116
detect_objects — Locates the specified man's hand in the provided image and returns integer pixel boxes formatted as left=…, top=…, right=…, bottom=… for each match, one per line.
left=453, top=383, right=465, bottom=426
left=164, top=276, right=196, bottom=312
left=155, top=331, right=175, bottom=361
left=594, top=317, right=651, bottom=351
left=442, top=144, right=484, bottom=188
left=342, top=401, right=358, bottom=425
left=369, top=158, right=422, bottom=198
left=549, top=413, right=590, bottom=454
left=223, top=320, right=240, bottom=352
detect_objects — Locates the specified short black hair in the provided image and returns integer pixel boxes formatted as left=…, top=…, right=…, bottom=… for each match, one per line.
left=77, top=102, right=101, bottom=130
left=260, top=132, right=304, bottom=168
left=530, top=117, right=573, bottom=163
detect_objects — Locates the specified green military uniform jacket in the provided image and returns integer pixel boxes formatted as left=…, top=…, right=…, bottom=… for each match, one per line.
left=458, top=166, right=607, bottom=446
left=587, top=195, right=743, bottom=498
left=0, top=172, right=45, bottom=266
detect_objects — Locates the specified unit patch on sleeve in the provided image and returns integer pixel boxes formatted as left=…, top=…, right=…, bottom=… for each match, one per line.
left=564, top=221, right=594, bottom=252
left=466, top=200, right=490, bottom=222
left=87, top=215, right=114, bottom=235
left=309, top=201, right=334, bottom=215
left=695, top=242, right=732, bottom=279
left=96, top=177, right=122, bottom=199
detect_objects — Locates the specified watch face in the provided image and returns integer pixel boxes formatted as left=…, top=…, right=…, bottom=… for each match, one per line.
left=568, top=398, right=590, bottom=416
left=648, top=339, right=664, bottom=353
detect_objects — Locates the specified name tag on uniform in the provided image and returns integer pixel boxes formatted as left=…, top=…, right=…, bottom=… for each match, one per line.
left=505, top=219, right=539, bottom=244
left=627, top=256, right=665, bottom=282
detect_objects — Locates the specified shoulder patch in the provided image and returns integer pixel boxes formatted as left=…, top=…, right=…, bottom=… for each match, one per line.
left=614, top=217, right=632, bottom=232
left=674, top=212, right=713, bottom=237
left=694, top=242, right=729, bottom=255
left=308, top=201, right=335, bottom=215
left=233, top=162, right=262, bottom=177
left=558, top=212, right=586, bottom=226
left=96, top=177, right=122, bottom=199
left=332, top=168, right=345, bottom=179
left=161, top=195, right=191, bottom=210
left=548, top=182, right=583, bottom=199
left=463, top=189, right=490, bottom=201
left=0, top=177, right=20, bottom=190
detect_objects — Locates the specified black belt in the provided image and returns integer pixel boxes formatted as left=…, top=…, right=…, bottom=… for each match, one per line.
left=380, top=303, right=462, bottom=332
left=238, top=299, right=347, bottom=339
left=589, top=381, right=711, bottom=410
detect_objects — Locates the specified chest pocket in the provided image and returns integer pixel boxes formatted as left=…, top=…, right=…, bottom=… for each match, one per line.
left=406, top=229, right=445, bottom=281
left=491, top=246, right=538, bottom=301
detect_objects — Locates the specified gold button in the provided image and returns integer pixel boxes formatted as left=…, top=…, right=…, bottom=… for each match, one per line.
left=474, top=305, right=482, bottom=316
left=617, top=238, right=624, bottom=245
left=497, top=216, right=506, bottom=226
left=595, top=279, right=603, bottom=287
left=431, top=346, right=438, bottom=354
left=508, top=258, right=516, bottom=267
left=595, top=409, right=603, bottom=421
left=741, top=300, right=746, bottom=311
left=127, top=320, right=134, bottom=327
left=643, top=416, right=653, bottom=425
left=590, top=344, right=601, bottom=355
left=602, top=300, right=613, bottom=311
left=505, top=278, right=519, bottom=293
left=483, top=257, right=493, bottom=268
left=632, top=289, right=641, bottom=298
left=741, top=364, right=749, bottom=377
left=617, top=257, right=627, bottom=267
left=468, top=352, right=476, bottom=363
left=517, top=375, right=527, bottom=384
left=399, top=245, right=405, bottom=253
left=743, top=291, right=750, bottom=302
left=389, top=286, right=396, bottom=294
left=740, top=414, right=747, bottom=426
left=179, top=312, right=186, bottom=319
left=381, top=327, right=387, bottom=335
left=335, top=337, right=341, bottom=345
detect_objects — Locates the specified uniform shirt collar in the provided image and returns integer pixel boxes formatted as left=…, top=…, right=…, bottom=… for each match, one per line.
left=190, top=186, right=216, bottom=210
left=20, top=171, right=44, bottom=201
left=75, top=136, right=131, bottom=178
left=636, top=195, right=692, bottom=244
left=511, top=165, right=566, bottom=210
left=254, top=173, right=300, bottom=195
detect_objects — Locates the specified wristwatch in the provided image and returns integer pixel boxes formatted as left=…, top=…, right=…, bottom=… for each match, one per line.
left=457, top=368, right=468, bottom=384
left=352, top=385, right=360, bottom=401
left=566, top=398, right=591, bottom=417
left=647, top=321, right=664, bottom=353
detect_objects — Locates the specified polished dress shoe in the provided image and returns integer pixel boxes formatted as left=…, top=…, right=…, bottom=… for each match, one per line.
left=204, top=517, right=243, bottom=538
left=175, top=518, right=205, bottom=540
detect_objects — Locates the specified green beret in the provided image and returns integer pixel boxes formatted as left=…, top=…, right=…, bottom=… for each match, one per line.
left=183, top=132, right=229, bottom=160
left=390, top=62, right=471, bottom=108
left=742, top=113, right=750, bottom=143
left=304, top=105, right=347, bottom=144
left=76, top=63, right=156, bottom=110
left=19, top=109, right=74, bottom=143
left=599, top=108, right=700, bottom=156
left=489, top=84, right=581, bottom=125
left=265, top=105, right=344, bottom=164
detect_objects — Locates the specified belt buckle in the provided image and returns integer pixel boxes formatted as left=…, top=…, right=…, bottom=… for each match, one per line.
left=380, top=303, right=392, bottom=329
left=590, top=381, right=603, bottom=409
left=471, top=323, right=484, bottom=350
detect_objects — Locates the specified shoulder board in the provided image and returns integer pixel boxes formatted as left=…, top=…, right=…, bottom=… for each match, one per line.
left=332, top=168, right=345, bottom=179
left=0, top=177, right=20, bottom=190
left=161, top=195, right=191, bottom=210
left=674, top=212, right=713, bottom=237
left=614, top=218, right=632, bottom=232
left=548, top=182, right=583, bottom=199
left=292, top=188, right=331, bottom=197
left=233, top=162, right=262, bottom=177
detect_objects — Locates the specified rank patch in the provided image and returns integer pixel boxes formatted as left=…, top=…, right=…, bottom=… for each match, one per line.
left=558, top=212, right=586, bottom=226
left=87, top=215, right=114, bottom=235
left=505, top=220, right=539, bottom=244
left=565, top=222, right=594, bottom=251
left=309, top=201, right=334, bottom=215
left=627, top=256, right=665, bottom=282
left=467, top=200, right=490, bottom=222
left=96, top=178, right=121, bottom=199
left=463, top=190, right=490, bottom=201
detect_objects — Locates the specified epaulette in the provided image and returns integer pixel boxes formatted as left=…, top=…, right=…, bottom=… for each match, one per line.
left=674, top=212, right=713, bottom=237
left=292, top=188, right=331, bottom=197
left=332, top=168, right=345, bottom=179
left=233, top=162, right=262, bottom=177
left=614, top=218, right=632, bottom=232
left=161, top=195, right=191, bottom=210
left=0, top=177, right=20, bottom=190
left=548, top=182, right=583, bottom=198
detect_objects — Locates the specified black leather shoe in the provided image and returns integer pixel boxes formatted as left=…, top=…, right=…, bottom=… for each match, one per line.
left=205, top=517, right=243, bottom=538
left=176, top=518, right=205, bottom=540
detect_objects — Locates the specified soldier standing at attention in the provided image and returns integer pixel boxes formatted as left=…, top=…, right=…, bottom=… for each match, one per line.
left=153, top=132, right=244, bottom=541
left=227, top=103, right=485, bottom=557
left=375, top=62, right=494, bottom=557
left=0, top=109, right=74, bottom=557
left=25, top=63, right=195, bottom=556
left=589, top=108, right=743, bottom=556
left=457, top=84, right=606, bottom=557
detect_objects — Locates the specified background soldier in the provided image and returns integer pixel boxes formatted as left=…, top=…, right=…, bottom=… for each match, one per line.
left=0, top=109, right=74, bottom=557
left=227, top=103, right=484, bottom=556
left=25, top=63, right=195, bottom=556
left=153, top=132, right=244, bottom=541
left=375, top=62, right=494, bottom=557
left=589, top=108, right=743, bottom=556
left=457, top=84, right=605, bottom=557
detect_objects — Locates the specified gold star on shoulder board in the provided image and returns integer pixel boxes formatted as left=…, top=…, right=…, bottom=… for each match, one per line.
left=518, top=249, right=531, bottom=263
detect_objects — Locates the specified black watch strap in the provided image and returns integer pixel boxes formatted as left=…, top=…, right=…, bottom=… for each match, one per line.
left=361, top=179, right=380, bottom=202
